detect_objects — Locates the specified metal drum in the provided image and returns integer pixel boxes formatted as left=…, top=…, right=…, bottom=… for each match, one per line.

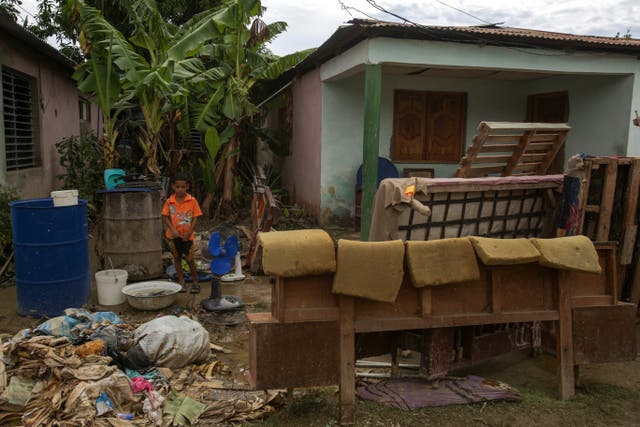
left=102, top=189, right=163, bottom=281
left=10, top=198, right=90, bottom=316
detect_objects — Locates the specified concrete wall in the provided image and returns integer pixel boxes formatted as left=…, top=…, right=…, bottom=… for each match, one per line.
left=282, top=68, right=323, bottom=217
left=523, top=75, right=634, bottom=157
left=289, top=36, right=640, bottom=222
left=1, top=32, right=85, bottom=198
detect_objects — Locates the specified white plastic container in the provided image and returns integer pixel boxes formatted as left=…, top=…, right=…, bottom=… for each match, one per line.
left=51, top=190, right=79, bottom=207
left=95, top=269, right=128, bottom=305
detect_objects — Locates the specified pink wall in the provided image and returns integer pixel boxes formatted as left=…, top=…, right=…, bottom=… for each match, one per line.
left=1, top=34, right=96, bottom=198
left=282, top=69, right=322, bottom=216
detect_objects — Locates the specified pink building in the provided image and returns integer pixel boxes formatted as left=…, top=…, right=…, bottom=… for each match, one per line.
left=0, top=12, right=98, bottom=198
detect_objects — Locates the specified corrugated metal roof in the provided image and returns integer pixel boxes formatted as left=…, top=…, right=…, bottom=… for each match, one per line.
left=0, top=11, right=75, bottom=72
left=353, top=19, right=640, bottom=48
left=277, top=19, right=640, bottom=86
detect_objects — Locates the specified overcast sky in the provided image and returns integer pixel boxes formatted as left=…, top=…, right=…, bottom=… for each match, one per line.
left=18, top=0, right=640, bottom=55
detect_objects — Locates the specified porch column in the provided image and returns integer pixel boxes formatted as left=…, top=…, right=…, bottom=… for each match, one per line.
left=360, top=63, right=381, bottom=241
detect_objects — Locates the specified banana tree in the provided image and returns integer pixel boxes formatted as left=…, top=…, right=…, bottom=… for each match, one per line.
left=72, top=38, right=130, bottom=168
left=192, top=0, right=313, bottom=203
left=69, top=0, right=228, bottom=176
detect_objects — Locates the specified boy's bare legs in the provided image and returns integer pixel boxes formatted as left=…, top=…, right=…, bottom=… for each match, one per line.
left=186, top=250, right=200, bottom=294
left=175, top=258, right=186, bottom=292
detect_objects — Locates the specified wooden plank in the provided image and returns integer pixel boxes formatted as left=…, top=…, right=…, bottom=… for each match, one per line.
left=596, top=158, right=618, bottom=241
left=503, top=130, right=534, bottom=176
left=573, top=304, right=637, bottom=364
left=536, top=131, right=569, bottom=174
left=482, top=121, right=571, bottom=131
left=491, top=269, right=502, bottom=313
left=577, top=162, right=593, bottom=235
left=608, top=246, right=619, bottom=304
left=455, top=125, right=491, bottom=177
left=473, top=154, right=512, bottom=164
left=339, top=296, right=356, bottom=425
left=584, top=205, right=600, bottom=213
left=620, top=158, right=640, bottom=264
left=283, top=307, right=339, bottom=323
left=463, top=165, right=505, bottom=177
left=620, top=225, right=637, bottom=265
left=571, top=295, right=613, bottom=308
left=556, top=272, right=575, bottom=400
left=354, top=311, right=560, bottom=333
left=629, top=256, right=640, bottom=305
left=272, top=276, right=285, bottom=322
left=512, top=162, right=544, bottom=173
left=486, top=134, right=522, bottom=143
left=479, top=143, right=518, bottom=153
left=420, top=179, right=562, bottom=195
left=421, top=288, right=432, bottom=317
left=521, top=153, right=548, bottom=162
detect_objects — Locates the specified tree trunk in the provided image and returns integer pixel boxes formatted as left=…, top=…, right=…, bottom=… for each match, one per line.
left=201, top=192, right=214, bottom=217
left=222, top=137, right=237, bottom=202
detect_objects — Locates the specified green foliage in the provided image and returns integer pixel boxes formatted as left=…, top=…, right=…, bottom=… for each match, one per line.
left=55, top=134, right=104, bottom=218
left=0, top=0, right=22, bottom=21
left=0, top=186, right=18, bottom=260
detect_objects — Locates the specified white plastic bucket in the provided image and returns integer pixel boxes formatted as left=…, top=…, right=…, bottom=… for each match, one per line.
left=51, top=190, right=79, bottom=207
left=95, top=269, right=128, bottom=305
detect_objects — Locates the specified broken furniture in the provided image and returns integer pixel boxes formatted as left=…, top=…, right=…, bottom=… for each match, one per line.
left=556, top=155, right=640, bottom=306
left=455, top=122, right=570, bottom=178
left=246, top=166, right=280, bottom=273
left=248, top=230, right=636, bottom=425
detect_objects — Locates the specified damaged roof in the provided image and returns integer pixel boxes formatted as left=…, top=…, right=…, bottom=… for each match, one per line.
left=283, top=18, right=640, bottom=80
left=0, top=10, right=75, bottom=71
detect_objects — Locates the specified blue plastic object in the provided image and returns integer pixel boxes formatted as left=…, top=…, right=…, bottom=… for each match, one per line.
left=355, top=157, right=399, bottom=189
left=104, top=168, right=126, bottom=190
left=208, top=233, right=238, bottom=275
left=10, top=199, right=90, bottom=317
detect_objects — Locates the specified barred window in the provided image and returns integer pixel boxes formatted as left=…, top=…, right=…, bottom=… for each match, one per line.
left=2, top=66, right=40, bottom=170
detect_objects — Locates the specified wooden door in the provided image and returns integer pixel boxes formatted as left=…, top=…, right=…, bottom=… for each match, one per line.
left=393, top=91, right=426, bottom=161
left=527, top=91, right=569, bottom=173
left=425, top=92, right=466, bottom=163
left=393, top=90, right=466, bottom=163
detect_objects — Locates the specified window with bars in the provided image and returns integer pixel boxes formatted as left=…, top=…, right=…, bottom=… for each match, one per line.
left=2, top=66, right=40, bottom=171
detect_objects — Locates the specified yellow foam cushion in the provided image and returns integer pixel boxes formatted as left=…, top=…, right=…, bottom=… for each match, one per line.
left=469, top=236, right=541, bottom=265
left=332, top=239, right=405, bottom=303
left=530, top=235, right=602, bottom=274
left=258, top=229, right=336, bottom=277
left=406, top=238, right=481, bottom=287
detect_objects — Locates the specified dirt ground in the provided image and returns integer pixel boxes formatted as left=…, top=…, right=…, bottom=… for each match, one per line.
left=1, top=259, right=639, bottom=426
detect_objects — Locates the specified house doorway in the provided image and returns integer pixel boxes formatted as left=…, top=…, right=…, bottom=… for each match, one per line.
left=526, top=91, right=569, bottom=173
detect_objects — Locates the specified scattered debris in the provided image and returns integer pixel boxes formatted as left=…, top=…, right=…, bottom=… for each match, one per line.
left=0, top=309, right=284, bottom=425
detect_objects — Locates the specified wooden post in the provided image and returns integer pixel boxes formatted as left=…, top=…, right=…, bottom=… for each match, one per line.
left=596, top=158, right=617, bottom=241
left=360, top=64, right=382, bottom=241
left=556, top=272, right=575, bottom=400
left=339, top=296, right=356, bottom=425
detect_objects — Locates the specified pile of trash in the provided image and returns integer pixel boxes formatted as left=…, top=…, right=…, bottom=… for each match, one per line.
left=0, top=309, right=282, bottom=426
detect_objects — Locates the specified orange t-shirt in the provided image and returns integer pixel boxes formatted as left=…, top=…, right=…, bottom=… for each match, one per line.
left=162, top=193, right=203, bottom=240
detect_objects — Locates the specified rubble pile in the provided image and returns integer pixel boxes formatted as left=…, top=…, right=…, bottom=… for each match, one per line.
left=0, top=309, right=283, bottom=426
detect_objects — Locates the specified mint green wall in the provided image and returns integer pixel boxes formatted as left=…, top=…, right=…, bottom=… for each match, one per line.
left=316, top=37, right=640, bottom=222
left=320, top=73, right=636, bottom=222
left=320, top=75, right=364, bottom=221
left=523, top=75, right=634, bottom=157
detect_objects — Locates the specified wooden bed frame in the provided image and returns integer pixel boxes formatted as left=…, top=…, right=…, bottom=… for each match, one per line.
left=248, top=242, right=636, bottom=424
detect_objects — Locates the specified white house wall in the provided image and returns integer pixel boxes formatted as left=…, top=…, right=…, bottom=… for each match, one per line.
left=317, top=37, right=640, bottom=222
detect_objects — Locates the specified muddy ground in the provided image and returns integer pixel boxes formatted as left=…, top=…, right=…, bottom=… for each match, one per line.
left=1, top=254, right=639, bottom=426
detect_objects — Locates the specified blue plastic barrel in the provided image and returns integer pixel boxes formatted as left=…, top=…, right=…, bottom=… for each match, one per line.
left=10, top=198, right=90, bottom=316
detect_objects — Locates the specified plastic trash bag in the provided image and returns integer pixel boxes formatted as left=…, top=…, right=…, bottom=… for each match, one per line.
left=37, top=309, right=122, bottom=339
left=131, top=316, right=210, bottom=369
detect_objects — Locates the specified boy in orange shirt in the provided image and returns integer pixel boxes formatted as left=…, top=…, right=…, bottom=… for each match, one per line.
left=162, top=173, right=203, bottom=293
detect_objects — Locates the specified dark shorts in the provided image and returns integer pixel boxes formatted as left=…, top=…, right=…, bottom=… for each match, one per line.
left=169, top=239, right=194, bottom=260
